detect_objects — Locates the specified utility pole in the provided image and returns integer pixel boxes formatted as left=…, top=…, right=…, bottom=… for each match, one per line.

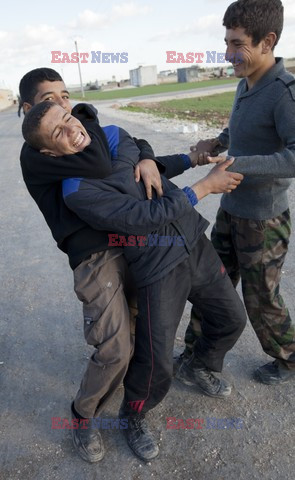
left=75, top=40, right=85, bottom=99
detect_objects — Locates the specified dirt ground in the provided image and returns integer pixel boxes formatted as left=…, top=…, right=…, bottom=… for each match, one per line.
left=0, top=104, right=294, bottom=480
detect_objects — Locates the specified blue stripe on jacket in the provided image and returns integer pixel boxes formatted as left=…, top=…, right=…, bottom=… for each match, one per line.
left=102, top=125, right=119, bottom=159
left=62, top=178, right=82, bottom=198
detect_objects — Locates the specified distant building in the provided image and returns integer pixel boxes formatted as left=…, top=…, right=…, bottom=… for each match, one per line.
left=285, top=58, right=295, bottom=75
left=129, top=65, right=157, bottom=87
left=158, top=69, right=177, bottom=84
left=0, top=89, right=13, bottom=111
left=66, top=84, right=86, bottom=93
left=177, top=66, right=200, bottom=83
left=159, top=69, right=176, bottom=77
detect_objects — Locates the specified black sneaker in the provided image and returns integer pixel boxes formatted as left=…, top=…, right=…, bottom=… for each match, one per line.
left=119, top=405, right=159, bottom=461
left=173, top=349, right=192, bottom=376
left=176, top=355, right=231, bottom=398
left=71, top=402, right=105, bottom=463
left=255, top=360, right=295, bottom=385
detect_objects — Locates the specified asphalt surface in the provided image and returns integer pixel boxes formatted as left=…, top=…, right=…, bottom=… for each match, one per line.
left=0, top=105, right=294, bottom=480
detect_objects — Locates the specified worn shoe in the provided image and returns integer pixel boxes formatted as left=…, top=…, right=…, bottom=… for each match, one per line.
left=119, top=405, right=159, bottom=461
left=71, top=402, right=105, bottom=463
left=255, top=360, right=295, bottom=385
left=176, top=355, right=231, bottom=398
left=173, top=349, right=192, bottom=376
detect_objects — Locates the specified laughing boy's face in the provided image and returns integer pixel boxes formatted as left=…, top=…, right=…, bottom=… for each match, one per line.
left=39, top=104, right=91, bottom=156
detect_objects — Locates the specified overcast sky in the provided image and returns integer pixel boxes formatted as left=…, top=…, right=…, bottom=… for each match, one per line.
left=1, top=0, right=294, bottom=94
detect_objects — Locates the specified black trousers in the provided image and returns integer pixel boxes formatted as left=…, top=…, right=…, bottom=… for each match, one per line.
left=123, top=234, right=247, bottom=414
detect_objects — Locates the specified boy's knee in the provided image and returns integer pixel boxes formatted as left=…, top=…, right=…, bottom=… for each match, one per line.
left=92, top=332, right=132, bottom=367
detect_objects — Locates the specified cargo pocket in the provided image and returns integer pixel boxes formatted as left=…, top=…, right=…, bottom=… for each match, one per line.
left=81, top=278, right=123, bottom=346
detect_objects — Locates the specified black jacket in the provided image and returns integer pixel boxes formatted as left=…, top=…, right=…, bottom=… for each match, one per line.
left=20, top=103, right=184, bottom=269
left=63, top=122, right=209, bottom=287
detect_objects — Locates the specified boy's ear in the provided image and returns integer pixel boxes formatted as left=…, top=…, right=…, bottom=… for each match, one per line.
left=261, top=32, right=277, bottom=53
left=22, top=102, right=33, bottom=114
left=40, top=147, right=57, bottom=157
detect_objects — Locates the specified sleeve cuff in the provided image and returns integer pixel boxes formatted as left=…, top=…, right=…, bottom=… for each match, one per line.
left=182, top=186, right=198, bottom=206
left=217, top=134, right=228, bottom=149
left=180, top=154, right=192, bottom=170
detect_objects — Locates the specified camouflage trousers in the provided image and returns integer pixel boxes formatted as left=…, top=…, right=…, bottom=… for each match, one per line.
left=185, top=207, right=295, bottom=370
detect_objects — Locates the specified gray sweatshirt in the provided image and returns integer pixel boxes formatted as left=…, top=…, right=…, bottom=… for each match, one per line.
left=218, top=57, right=295, bottom=220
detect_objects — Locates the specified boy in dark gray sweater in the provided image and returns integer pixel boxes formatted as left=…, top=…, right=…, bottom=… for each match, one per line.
left=177, top=0, right=295, bottom=386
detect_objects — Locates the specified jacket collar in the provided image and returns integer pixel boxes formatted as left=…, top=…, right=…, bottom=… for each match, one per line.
left=238, top=57, right=285, bottom=98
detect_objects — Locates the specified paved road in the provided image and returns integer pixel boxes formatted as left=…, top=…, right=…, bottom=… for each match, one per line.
left=0, top=106, right=294, bottom=480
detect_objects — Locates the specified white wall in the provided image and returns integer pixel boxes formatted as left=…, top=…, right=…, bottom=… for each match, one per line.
left=0, top=89, right=14, bottom=111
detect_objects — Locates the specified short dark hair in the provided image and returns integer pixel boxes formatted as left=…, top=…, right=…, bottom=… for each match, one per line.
left=223, top=0, right=284, bottom=48
left=18, top=68, right=63, bottom=110
left=22, top=101, right=56, bottom=150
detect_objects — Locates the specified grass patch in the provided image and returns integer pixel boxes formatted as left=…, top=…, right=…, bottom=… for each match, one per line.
left=121, top=91, right=235, bottom=127
left=70, top=78, right=238, bottom=101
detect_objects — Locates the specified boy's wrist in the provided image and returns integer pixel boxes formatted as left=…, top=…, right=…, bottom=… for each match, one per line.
left=181, top=153, right=192, bottom=170
left=191, top=178, right=211, bottom=200
left=182, top=186, right=198, bottom=206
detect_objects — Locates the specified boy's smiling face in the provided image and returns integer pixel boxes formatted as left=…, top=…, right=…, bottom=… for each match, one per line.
left=39, top=104, right=91, bottom=156
left=225, top=27, right=263, bottom=78
left=224, top=27, right=276, bottom=87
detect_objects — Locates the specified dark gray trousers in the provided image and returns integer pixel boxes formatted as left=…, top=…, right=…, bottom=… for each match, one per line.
left=123, top=234, right=247, bottom=414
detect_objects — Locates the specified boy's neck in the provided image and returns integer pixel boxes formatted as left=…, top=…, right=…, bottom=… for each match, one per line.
left=246, top=55, right=276, bottom=89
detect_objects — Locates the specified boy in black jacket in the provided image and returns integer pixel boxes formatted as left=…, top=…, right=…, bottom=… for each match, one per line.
left=19, top=68, right=170, bottom=464
left=22, top=100, right=247, bottom=462
left=20, top=68, right=230, bottom=463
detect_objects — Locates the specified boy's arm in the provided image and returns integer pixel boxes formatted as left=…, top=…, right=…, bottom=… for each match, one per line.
left=133, top=137, right=158, bottom=163
left=109, top=128, right=226, bottom=196
left=154, top=145, right=230, bottom=179
left=188, top=131, right=229, bottom=166
left=154, top=154, right=193, bottom=179
left=63, top=180, right=195, bottom=236
left=128, top=137, right=164, bottom=198
left=134, top=142, right=215, bottom=181
left=132, top=137, right=187, bottom=197
left=148, top=134, right=230, bottom=180
left=133, top=136, right=220, bottom=183
left=115, top=131, right=194, bottom=196
left=134, top=149, right=219, bottom=199
left=63, top=159, right=242, bottom=236
left=133, top=137, right=191, bottom=177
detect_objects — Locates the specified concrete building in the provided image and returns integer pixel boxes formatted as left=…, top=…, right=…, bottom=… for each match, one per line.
left=177, top=66, right=200, bottom=83
left=0, top=89, right=14, bottom=111
left=158, top=70, right=177, bottom=84
left=129, top=65, right=157, bottom=87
